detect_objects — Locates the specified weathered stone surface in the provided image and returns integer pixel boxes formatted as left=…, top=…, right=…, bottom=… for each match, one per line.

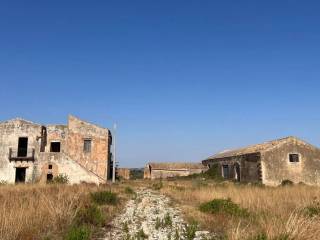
left=0, top=115, right=112, bottom=184
left=203, top=136, right=320, bottom=186
left=117, top=168, right=131, bottom=180
left=144, top=162, right=207, bottom=180
left=104, top=188, right=213, bottom=240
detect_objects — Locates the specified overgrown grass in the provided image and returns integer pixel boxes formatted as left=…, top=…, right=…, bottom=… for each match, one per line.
left=0, top=183, right=129, bottom=240
left=90, top=190, right=118, bottom=205
left=160, top=179, right=320, bottom=240
left=124, top=186, right=135, bottom=195
left=151, top=180, right=163, bottom=190
left=64, top=225, right=91, bottom=240
left=199, top=198, right=249, bottom=217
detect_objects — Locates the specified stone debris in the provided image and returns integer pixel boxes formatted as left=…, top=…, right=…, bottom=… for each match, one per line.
left=104, top=188, right=213, bottom=240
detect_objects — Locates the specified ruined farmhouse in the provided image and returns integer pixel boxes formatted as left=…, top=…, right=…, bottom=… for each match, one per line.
left=0, top=115, right=113, bottom=184
left=117, top=168, right=131, bottom=180
left=202, top=136, right=320, bottom=186
left=144, top=162, right=207, bottom=179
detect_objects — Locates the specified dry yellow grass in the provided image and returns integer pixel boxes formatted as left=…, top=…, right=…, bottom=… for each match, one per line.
left=0, top=183, right=129, bottom=240
left=160, top=180, right=320, bottom=240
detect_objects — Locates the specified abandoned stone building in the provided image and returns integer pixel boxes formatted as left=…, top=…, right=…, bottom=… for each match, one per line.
left=0, top=115, right=113, bottom=184
left=144, top=162, right=207, bottom=180
left=202, top=136, right=320, bottom=186
left=117, top=168, right=131, bottom=180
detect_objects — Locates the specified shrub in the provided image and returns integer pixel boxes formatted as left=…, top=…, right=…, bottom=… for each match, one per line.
left=281, top=180, right=294, bottom=186
left=155, top=213, right=173, bottom=229
left=64, top=225, right=91, bottom=240
left=135, top=228, right=148, bottom=239
left=203, top=164, right=224, bottom=181
left=90, top=191, right=118, bottom=205
left=164, top=213, right=173, bottom=227
left=124, top=186, right=135, bottom=195
left=199, top=198, right=249, bottom=217
left=152, top=181, right=163, bottom=190
left=52, top=174, right=69, bottom=184
left=183, top=221, right=198, bottom=240
left=304, top=201, right=320, bottom=217
left=74, top=204, right=105, bottom=227
left=130, top=168, right=144, bottom=179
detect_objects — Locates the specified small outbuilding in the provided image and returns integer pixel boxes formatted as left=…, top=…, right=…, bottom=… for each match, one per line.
left=117, top=168, right=131, bottom=180
left=202, top=136, right=320, bottom=186
left=144, top=162, right=207, bottom=180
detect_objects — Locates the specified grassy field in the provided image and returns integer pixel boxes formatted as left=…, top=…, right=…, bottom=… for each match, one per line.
left=1, top=179, right=320, bottom=240
left=160, top=179, right=320, bottom=240
left=0, top=183, right=133, bottom=240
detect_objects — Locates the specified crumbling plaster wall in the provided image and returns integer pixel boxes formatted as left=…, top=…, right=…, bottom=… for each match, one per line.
left=117, top=168, right=131, bottom=180
left=148, top=169, right=204, bottom=180
left=67, top=115, right=110, bottom=180
left=0, top=120, right=41, bottom=183
left=262, top=139, right=320, bottom=186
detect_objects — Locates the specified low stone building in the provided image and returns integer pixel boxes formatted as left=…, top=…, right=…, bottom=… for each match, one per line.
left=0, top=115, right=113, bottom=184
left=117, top=168, right=131, bottom=180
left=202, top=136, right=320, bottom=186
left=144, top=162, right=207, bottom=180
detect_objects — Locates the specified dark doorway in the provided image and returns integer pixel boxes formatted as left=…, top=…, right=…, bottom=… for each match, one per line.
left=18, top=137, right=28, bottom=157
left=15, top=168, right=26, bottom=183
left=222, top=165, right=229, bottom=179
left=47, top=173, right=53, bottom=182
left=234, top=163, right=241, bottom=182
left=50, top=142, right=61, bottom=152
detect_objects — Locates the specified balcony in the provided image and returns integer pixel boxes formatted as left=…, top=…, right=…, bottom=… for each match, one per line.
left=9, top=148, right=35, bottom=162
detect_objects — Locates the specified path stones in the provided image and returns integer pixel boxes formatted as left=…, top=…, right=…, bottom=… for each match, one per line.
left=104, top=188, right=213, bottom=240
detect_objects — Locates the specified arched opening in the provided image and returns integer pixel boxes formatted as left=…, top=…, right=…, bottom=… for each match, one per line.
left=234, top=162, right=241, bottom=182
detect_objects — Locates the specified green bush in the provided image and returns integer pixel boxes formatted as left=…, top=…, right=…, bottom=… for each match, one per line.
left=75, top=204, right=105, bottom=227
left=203, top=164, right=224, bottom=180
left=124, top=186, right=135, bottom=195
left=281, top=180, right=294, bottom=186
left=199, top=198, right=249, bottom=217
left=304, top=201, right=320, bottom=217
left=183, top=221, right=198, bottom=240
left=130, top=168, right=144, bottom=179
left=64, top=225, right=91, bottom=240
left=52, top=174, right=69, bottom=184
left=90, top=190, right=118, bottom=205
left=152, top=181, right=163, bottom=190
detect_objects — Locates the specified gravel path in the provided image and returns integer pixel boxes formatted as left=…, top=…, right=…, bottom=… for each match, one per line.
left=104, top=188, right=212, bottom=240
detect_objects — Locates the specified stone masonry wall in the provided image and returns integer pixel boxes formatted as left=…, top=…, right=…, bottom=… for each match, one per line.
left=67, top=115, right=111, bottom=180
left=0, top=119, right=41, bottom=183
left=262, top=139, right=320, bottom=186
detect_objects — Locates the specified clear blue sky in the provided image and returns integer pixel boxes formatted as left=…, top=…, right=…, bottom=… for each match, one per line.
left=1, top=1, right=320, bottom=167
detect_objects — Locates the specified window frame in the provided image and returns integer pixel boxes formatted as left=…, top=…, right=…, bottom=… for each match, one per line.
left=83, top=139, right=92, bottom=153
left=50, top=141, right=61, bottom=153
left=288, top=153, right=300, bottom=163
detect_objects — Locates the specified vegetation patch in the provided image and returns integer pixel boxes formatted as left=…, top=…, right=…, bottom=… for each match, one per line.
left=155, top=213, right=173, bottom=229
left=304, top=201, right=320, bottom=217
left=90, top=190, right=118, bottom=205
left=64, top=225, right=91, bottom=240
left=124, top=186, right=135, bottom=195
left=199, top=198, right=249, bottom=217
left=152, top=181, right=163, bottom=190
left=281, top=180, right=294, bottom=186
left=52, top=174, right=69, bottom=184
left=74, top=204, right=105, bottom=227
left=135, top=228, right=148, bottom=239
left=183, top=221, right=198, bottom=240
